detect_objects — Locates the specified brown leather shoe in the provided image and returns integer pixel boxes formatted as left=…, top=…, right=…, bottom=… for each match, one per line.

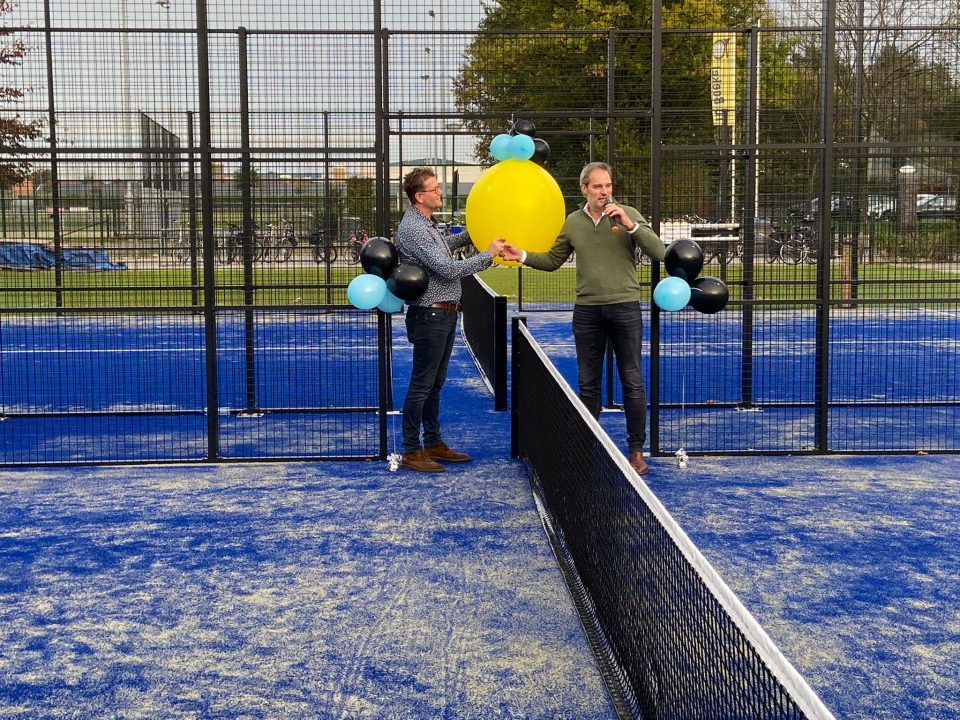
left=401, top=450, right=446, bottom=473
left=424, top=442, right=471, bottom=463
left=629, top=451, right=649, bottom=475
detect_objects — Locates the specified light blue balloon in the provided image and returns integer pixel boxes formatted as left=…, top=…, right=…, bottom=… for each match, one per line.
left=347, top=273, right=387, bottom=310
left=509, top=133, right=535, bottom=160
left=653, top=276, right=692, bottom=312
left=490, top=133, right=513, bottom=161
left=377, top=288, right=405, bottom=313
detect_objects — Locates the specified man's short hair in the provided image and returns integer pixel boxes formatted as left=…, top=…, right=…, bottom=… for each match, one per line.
left=580, top=161, right=613, bottom=187
left=403, top=167, right=436, bottom=203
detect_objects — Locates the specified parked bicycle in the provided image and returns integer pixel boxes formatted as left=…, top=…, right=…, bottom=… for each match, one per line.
left=216, top=223, right=268, bottom=265
left=311, top=231, right=339, bottom=264
left=699, top=236, right=742, bottom=267
left=308, top=220, right=369, bottom=265
left=161, top=223, right=193, bottom=266
left=261, top=218, right=297, bottom=263
left=767, top=222, right=817, bottom=264
left=346, top=226, right=372, bottom=264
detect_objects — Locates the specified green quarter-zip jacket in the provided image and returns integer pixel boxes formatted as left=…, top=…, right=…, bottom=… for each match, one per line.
left=521, top=202, right=666, bottom=305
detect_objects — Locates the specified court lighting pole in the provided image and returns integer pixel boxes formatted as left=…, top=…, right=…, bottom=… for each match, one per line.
left=155, top=0, right=173, bottom=235
left=120, top=0, right=134, bottom=232
left=427, top=4, right=446, bottom=191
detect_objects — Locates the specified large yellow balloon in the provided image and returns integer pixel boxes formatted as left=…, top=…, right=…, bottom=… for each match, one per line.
left=466, top=159, right=566, bottom=267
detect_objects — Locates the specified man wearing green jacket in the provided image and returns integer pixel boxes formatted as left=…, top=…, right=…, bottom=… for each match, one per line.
left=501, top=161, right=665, bottom=475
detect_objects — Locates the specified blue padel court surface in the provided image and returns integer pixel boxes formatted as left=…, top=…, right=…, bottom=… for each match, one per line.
left=3, top=305, right=959, bottom=462
left=0, top=310, right=958, bottom=718
left=523, top=308, right=960, bottom=453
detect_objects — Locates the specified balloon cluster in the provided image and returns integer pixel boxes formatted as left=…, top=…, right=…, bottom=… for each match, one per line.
left=346, top=237, right=429, bottom=312
left=652, top=239, right=730, bottom=314
left=489, top=119, right=551, bottom=167
left=466, top=119, right=565, bottom=267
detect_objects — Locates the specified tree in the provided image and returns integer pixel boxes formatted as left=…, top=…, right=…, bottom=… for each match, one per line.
left=342, top=176, right=375, bottom=231
left=0, top=0, right=43, bottom=190
left=782, top=0, right=960, bottom=189
left=233, top=166, right=260, bottom=190
left=455, top=0, right=772, bottom=206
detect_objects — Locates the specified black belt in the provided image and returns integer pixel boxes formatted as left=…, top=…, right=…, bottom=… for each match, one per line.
left=430, top=301, right=462, bottom=312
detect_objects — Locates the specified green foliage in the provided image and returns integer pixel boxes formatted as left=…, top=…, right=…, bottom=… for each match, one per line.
left=456, top=0, right=773, bottom=202
left=341, top=177, right=375, bottom=231
left=233, top=167, right=261, bottom=190
left=0, top=266, right=361, bottom=309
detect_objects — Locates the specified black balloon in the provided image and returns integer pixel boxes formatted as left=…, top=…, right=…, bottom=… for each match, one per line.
left=386, top=263, right=429, bottom=301
left=664, top=238, right=704, bottom=282
left=531, top=137, right=551, bottom=166
left=509, top=118, right=537, bottom=138
left=689, top=276, right=729, bottom=314
left=359, top=237, right=399, bottom=278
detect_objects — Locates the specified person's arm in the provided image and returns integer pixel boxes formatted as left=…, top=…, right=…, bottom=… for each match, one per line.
left=506, top=234, right=572, bottom=271
left=445, top=227, right=472, bottom=252
left=402, top=225, right=498, bottom=280
left=627, top=211, right=666, bottom=262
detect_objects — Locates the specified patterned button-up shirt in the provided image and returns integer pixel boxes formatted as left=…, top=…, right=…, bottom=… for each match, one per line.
left=394, top=206, right=493, bottom=308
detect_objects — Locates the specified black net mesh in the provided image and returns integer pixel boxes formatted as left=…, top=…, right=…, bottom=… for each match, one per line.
left=512, top=319, right=834, bottom=720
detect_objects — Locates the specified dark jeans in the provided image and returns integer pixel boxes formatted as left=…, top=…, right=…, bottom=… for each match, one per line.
left=403, top=305, right=458, bottom=453
left=572, top=301, right=648, bottom=453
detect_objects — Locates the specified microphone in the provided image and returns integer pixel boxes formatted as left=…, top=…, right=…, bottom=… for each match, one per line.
left=603, top=197, right=619, bottom=232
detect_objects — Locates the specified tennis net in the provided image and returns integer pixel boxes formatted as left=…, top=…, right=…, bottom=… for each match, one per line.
left=510, top=318, right=835, bottom=720
left=461, top=274, right=508, bottom=410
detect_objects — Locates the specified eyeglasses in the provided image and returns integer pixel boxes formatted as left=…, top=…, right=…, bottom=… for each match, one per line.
left=418, top=186, right=442, bottom=195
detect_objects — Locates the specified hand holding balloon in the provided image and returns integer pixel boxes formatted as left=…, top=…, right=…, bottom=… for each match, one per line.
left=486, top=237, right=506, bottom=257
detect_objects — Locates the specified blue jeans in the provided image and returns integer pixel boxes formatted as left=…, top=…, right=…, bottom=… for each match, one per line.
left=572, top=302, right=648, bottom=453
left=403, top=306, right=459, bottom=453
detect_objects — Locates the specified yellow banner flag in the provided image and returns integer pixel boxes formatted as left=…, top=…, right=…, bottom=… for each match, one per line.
left=710, top=33, right=736, bottom=126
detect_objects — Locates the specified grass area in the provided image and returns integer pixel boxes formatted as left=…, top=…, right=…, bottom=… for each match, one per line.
left=479, top=261, right=960, bottom=304
left=0, top=260, right=957, bottom=309
left=0, top=265, right=362, bottom=309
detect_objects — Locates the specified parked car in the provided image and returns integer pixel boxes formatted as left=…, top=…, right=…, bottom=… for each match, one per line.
left=867, top=194, right=897, bottom=220
left=916, top=194, right=957, bottom=220
left=785, top=194, right=859, bottom=223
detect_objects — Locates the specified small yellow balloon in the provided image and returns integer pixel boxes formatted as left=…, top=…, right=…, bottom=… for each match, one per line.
left=466, top=159, right=566, bottom=267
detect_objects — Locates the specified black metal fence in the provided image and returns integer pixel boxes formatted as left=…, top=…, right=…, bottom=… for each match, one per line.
left=1, top=0, right=958, bottom=462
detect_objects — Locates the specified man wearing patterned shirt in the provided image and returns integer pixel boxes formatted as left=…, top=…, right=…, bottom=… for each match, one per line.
left=395, top=167, right=505, bottom=473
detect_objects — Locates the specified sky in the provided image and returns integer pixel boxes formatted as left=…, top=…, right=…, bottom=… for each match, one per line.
left=6, top=0, right=492, bottom=178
